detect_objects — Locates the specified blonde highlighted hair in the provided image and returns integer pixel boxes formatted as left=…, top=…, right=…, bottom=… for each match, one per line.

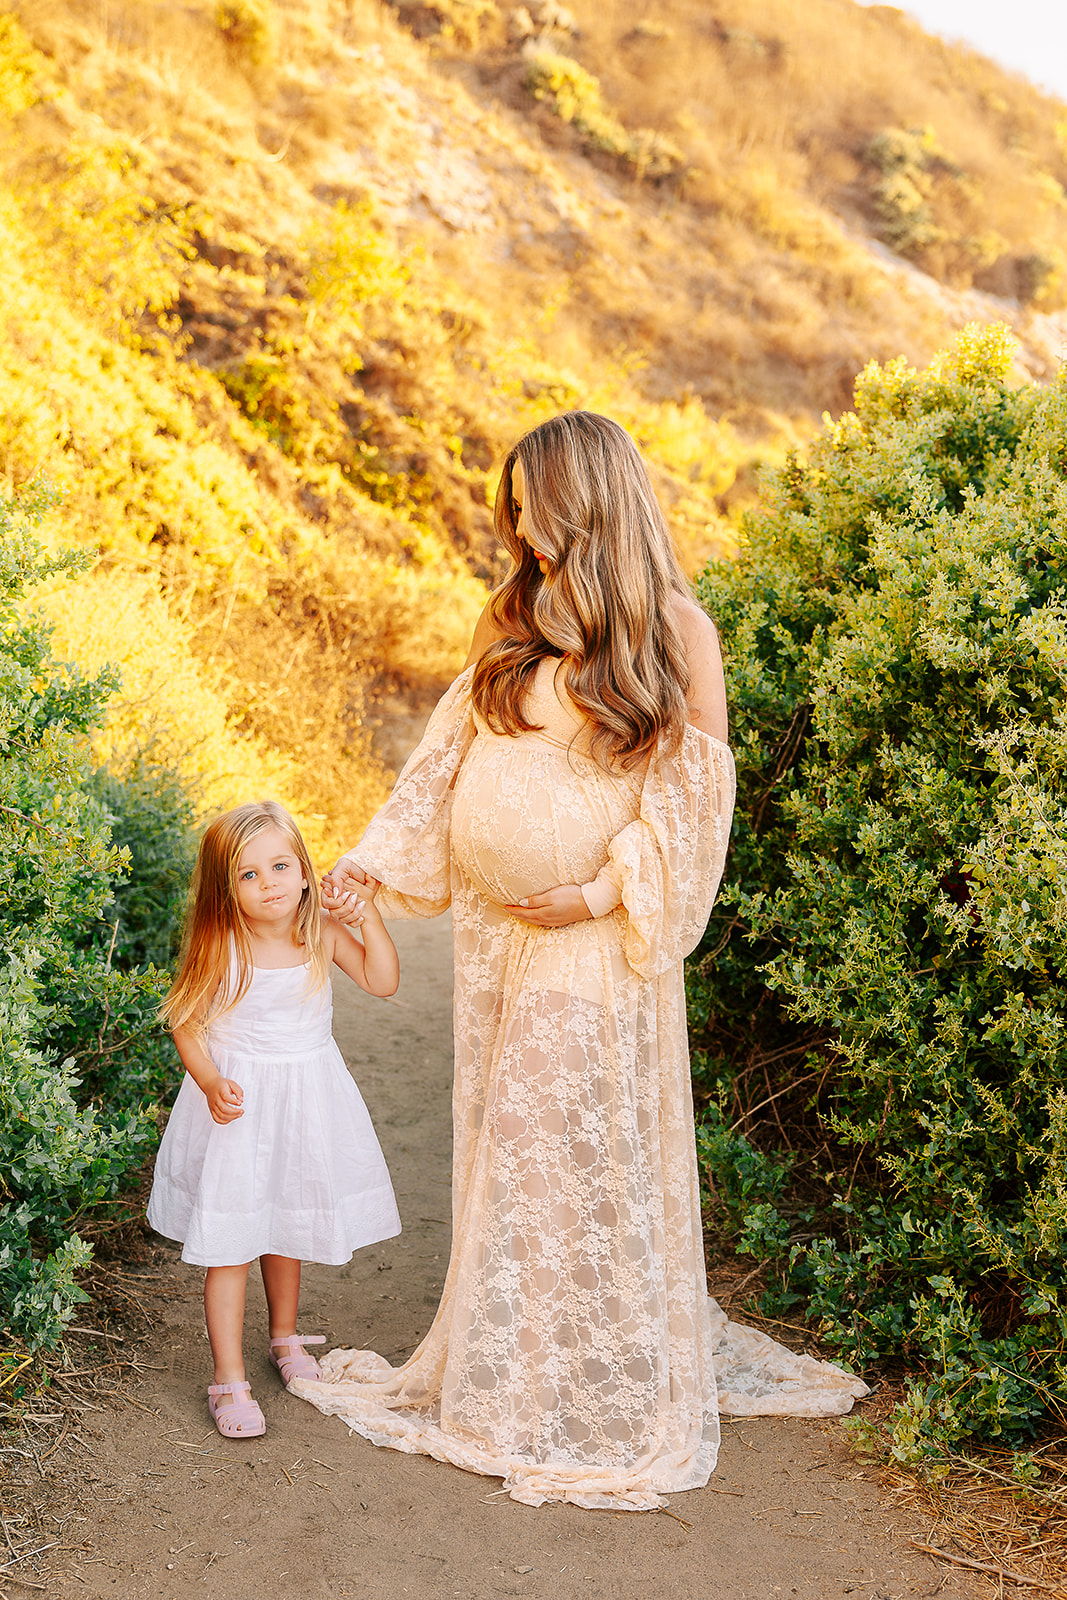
left=161, top=800, right=327, bottom=1033
left=472, top=411, right=691, bottom=769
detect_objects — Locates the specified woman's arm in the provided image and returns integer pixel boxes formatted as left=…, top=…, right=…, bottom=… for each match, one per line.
left=463, top=600, right=506, bottom=669
left=505, top=885, right=593, bottom=927
left=673, top=593, right=729, bottom=744
left=322, top=638, right=486, bottom=902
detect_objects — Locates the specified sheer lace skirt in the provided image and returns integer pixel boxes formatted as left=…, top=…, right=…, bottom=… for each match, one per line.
left=294, top=667, right=867, bottom=1509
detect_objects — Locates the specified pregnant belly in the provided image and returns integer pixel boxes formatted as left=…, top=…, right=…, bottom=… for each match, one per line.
left=451, top=736, right=638, bottom=905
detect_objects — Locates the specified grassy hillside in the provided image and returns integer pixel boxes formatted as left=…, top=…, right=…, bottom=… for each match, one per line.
left=2, top=0, right=1065, bottom=853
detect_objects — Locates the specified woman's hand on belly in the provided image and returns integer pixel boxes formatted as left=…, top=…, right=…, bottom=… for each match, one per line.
left=505, top=884, right=594, bottom=927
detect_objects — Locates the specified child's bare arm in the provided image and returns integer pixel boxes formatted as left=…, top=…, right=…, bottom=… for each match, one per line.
left=324, top=900, right=400, bottom=998
left=172, top=1026, right=244, bottom=1124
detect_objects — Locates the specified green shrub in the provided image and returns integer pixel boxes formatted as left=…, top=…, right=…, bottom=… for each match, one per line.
left=215, top=0, right=276, bottom=70
left=300, top=198, right=408, bottom=338
left=89, top=762, right=196, bottom=974
left=865, top=126, right=948, bottom=255
left=16, top=139, right=196, bottom=340
left=0, top=15, right=41, bottom=118
left=863, top=125, right=1006, bottom=289
left=691, top=323, right=1067, bottom=1457
left=523, top=49, right=683, bottom=179
left=0, top=486, right=185, bottom=1348
left=1015, top=250, right=1063, bottom=308
left=46, top=760, right=197, bottom=1115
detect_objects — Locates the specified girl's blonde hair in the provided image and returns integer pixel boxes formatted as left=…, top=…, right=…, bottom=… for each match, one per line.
left=472, top=411, right=692, bottom=769
left=161, top=800, right=327, bottom=1033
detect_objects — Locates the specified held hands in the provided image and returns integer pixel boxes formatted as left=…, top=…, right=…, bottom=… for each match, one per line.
left=321, top=880, right=368, bottom=928
left=321, top=857, right=383, bottom=929
left=320, top=858, right=399, bottom=998
left=206, top=1076, right=244, bottom=1125
left=505, top=884, right=593, bottom=927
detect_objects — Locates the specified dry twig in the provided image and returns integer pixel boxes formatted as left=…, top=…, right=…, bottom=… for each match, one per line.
left=910, top=1540, right=1067, bottom=1595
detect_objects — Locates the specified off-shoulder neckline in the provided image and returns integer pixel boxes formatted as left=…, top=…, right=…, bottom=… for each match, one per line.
left=687, top=724, right=733, bottom=756
left=459, top=658, right=732, bottom=757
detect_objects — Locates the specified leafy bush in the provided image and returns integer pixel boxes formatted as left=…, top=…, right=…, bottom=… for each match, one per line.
left=301, top=198, right=408, bottom=336
left=88, top=762, right=196, bottom=974
left=865, top=126, right=950, bottom=256
left=1014, top=250, right=1064, bottom=309
left=692, top=324, right=1067, bottom=1457
left=863, top=125, right=1011, bottom=292
left=0, top=487, right=181, bottom=1349
left=0, top=15, right=39, bottom=117
left=523, top=48, right=683, bottom=178
left=46, top=760, right=198, bottom=1116
left=215, top=0, right=276, bottom=69
left=17, top=139, right=196, bottom=340
left=391, top=0, right=500, bottom=50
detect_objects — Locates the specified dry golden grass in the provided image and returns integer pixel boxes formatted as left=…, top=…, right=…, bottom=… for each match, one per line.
left=564, top=0, right=1067, bottom=303
left=32, top=562, right=391, bottom=864
left=3, top=0, right=1063, bottom=854
left=882, top=1447, right=1067, bottom=1597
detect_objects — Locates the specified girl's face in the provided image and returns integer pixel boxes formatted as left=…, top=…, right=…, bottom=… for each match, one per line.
left=234, top=825, right=307, bottom=930
left=512, top=459, right=550, bottom=576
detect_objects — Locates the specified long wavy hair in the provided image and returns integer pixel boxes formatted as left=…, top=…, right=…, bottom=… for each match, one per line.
left=472, top=411, right=691, bottom=769
left=161, top=800, right=327, bottom=1033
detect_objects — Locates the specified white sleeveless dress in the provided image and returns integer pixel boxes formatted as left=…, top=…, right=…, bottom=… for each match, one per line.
left=148, top=966, right=401, bottom=1267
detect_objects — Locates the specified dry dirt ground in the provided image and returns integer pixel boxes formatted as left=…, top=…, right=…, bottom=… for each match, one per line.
left=9, top=915, right=981, bottom=1600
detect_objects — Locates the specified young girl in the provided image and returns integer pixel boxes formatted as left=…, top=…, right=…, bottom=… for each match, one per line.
left=147, top=800, right=401, bottom=1440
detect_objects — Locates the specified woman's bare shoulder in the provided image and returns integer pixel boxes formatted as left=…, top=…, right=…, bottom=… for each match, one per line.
left=463, top=601, right=508, bottom=669
left=675, top=588, right=716, bottom=630
left=670, top=591, right=729, bottom=742
left=670, top=589, right=720, bottom=645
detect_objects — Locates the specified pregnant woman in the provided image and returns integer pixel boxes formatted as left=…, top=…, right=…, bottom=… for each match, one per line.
left=297, top=411, right=866, bottom=1509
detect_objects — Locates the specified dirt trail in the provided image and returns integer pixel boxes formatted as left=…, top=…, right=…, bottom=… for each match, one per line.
left=34, top=915, right=978, bottom=1600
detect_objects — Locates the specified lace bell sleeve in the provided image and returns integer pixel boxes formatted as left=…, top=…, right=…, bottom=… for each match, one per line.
left=579, top=728, right=736, bottom=978
left=347, top=667, right=475, bottom=919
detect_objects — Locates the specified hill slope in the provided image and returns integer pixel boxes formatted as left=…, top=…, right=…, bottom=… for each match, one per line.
left=2, top=0, right=1066, bottom=850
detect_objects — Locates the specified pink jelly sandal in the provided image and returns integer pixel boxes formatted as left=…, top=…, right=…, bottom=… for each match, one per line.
left=269, top=1333, right=326, bottom=1388
left=208, top=1381, right=266, bottom=1439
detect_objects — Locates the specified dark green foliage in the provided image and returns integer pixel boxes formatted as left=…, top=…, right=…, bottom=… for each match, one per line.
left=0, top=486, right=191, bottom=1349
left=691, top=325, right=1067, bottom=1458
left=45, top=761, right=197, bottom=1114
left=88, top=761, right=196, bottom=972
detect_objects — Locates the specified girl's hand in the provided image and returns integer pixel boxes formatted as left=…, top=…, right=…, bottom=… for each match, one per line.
left=322, top=881, right=367, bottom=927
left=321, top=858, right=380, bottom=902
left=206, top=1076, right=244, bottom=1125
left=504, top=884, right=593, bottom=927
left=345, top=867, right=381, bottom=905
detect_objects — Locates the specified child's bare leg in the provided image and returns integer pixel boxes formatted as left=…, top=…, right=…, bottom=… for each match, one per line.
left=260, top=1254, right=301, bottom=1345
left=262, top=1257, right=324, bottom=1384
left=205, top=1263, right=252, bottom=1406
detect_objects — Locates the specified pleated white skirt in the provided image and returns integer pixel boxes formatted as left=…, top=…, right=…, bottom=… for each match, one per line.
left=147, top=968, right=401, bottom=1267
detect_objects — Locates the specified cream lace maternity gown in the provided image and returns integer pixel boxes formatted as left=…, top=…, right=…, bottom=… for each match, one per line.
left=294, top=659, right=867, bottom=1509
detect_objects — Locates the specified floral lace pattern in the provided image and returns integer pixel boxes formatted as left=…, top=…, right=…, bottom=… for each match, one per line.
left=294, top=660, right=867, bottom=1509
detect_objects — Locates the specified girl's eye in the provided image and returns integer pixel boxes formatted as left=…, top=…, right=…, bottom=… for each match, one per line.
left=240, top=870, right=256, bottom=880
left=273, top=862, right=288, bottom=871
